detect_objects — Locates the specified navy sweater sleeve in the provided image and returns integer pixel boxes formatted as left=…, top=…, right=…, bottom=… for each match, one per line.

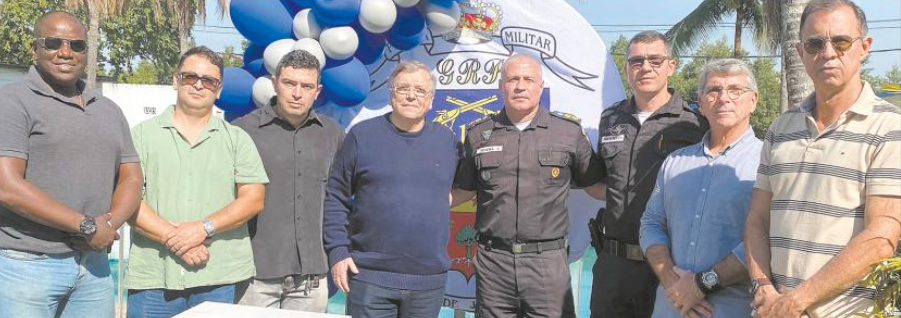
left=323, top=129, right=358, bottom=268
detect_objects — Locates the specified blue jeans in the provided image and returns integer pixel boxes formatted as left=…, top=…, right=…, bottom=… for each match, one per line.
left=126, top=284, right=236, bottom=318
left=0, top=248, right=113, bottom=318
left=347, top=278, right=445, bottom=318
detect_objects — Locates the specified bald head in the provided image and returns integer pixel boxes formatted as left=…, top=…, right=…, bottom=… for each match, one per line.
left=500, top=54, right=543, bottom=80
left=33, top=11, right=86, bottom=39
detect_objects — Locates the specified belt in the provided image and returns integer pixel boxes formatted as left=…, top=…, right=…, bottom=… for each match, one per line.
left=478, top=236, right=566, bottom=254
left=598, top=237, right=646, bottom=261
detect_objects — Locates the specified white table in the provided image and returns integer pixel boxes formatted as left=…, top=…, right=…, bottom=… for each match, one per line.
left=175, top=302, right=349, bottom=318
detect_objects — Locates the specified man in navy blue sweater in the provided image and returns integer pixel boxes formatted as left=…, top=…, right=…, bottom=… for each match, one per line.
left=323, top=61, right=458, bottom=318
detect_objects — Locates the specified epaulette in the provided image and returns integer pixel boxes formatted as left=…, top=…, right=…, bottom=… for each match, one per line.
left=466, top=115, right=493, bottom=129
left=550, top=111, right=581, bottom=125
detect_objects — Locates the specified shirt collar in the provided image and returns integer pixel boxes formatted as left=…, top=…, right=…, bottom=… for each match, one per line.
left=158, top=105, right=223, bottom=132
left=259, top=101, right=324, bottom=128
left=620, top=88, right=685, bottom=116
left=494, top=106, right=549, bottom=130
left=701, top=125, right=756, bottom=157
left=25, top=65, right=98, bottom=104
left=798, top=81, right=878, bottom=117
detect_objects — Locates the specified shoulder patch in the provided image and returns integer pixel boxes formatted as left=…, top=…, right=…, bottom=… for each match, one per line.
left=466, top=115, right=493, bottom=129
left=550, top=111, right=581, bottom=125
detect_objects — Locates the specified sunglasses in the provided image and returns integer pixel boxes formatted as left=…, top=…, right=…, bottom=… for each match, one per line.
left=802, top=35, right=862, bottom=55
left=177, top=72, right=221, bottom=91
left=627, top=55, right=668, bottom=68
left=34, top=37, right=88, bottom=53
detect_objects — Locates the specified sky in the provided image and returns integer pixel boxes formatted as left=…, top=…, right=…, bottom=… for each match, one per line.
left=194, top=0, right=901, bottom=74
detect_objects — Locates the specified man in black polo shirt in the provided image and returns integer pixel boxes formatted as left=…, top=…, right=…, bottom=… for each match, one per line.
left=590, top=31, right=707, bottom=318
left=233, top=50, right=344, bottom=312
left=0, top=11, right=143, bottom=318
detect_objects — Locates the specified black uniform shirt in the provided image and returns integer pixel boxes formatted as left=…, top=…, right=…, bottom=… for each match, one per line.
left=456, top=107, right=602, bottom=242
left=597, top=89, right=707, bottom=245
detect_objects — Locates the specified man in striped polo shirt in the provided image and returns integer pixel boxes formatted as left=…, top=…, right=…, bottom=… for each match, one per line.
left=744, top=1, right=901, bottom=317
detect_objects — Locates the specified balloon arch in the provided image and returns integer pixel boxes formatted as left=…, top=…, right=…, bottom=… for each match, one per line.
left=216, top=0, right=463, bottom=119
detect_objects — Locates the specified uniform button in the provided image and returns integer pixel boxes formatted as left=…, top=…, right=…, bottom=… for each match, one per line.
left=690, top=242, right=695, bottom=246
left=701, top=188, right=706, bottom=192
left=695, top=214, right=700, bottom=218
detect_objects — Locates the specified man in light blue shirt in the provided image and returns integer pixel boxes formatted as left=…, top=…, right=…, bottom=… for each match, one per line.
left=640, top=58, right=763, bottom=318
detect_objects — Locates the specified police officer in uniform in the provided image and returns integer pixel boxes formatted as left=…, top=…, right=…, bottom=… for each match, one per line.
left=453, top=54, right=604, bottom=318
left=589, top=31, right=708, bottom=318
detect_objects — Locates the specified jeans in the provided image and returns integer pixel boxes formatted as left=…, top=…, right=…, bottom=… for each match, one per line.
left=126, top=284, right=236, bottom=318
left=0, top=248, right=113, bottom=318
left=347, top=278, right=445, bottom=318
left=237, top=275, right=328, bottom=311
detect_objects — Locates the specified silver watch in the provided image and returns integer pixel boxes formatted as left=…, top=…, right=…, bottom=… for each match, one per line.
left=202, top=219, right=215, bottom=237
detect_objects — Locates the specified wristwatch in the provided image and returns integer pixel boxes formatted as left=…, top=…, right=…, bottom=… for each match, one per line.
left=750, top=277, right=773, bottom=297
left=202, top=219, right=216, bottom=237
left=696, top=269, right=721, bottom=295
left=78, top=216, right=97, bottom=237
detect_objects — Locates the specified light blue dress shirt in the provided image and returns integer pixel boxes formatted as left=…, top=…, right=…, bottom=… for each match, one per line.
left=639, top=127, right=762, bottom=318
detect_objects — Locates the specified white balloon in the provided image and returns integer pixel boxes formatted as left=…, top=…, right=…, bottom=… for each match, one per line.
left=319, top=27, right=359, bottom=60
left=263, top=39, right=297, bottom=75
left=293, top=9, right=322, bottom=40
left=359, top=0, right=397, bottom=34
left=421, top=1, right=461, bottom=35
left=252, top=77, right=277, bottom=108
left=292, top=38, right=327, bottom=70
left=393, top=0, right=419, bottom=8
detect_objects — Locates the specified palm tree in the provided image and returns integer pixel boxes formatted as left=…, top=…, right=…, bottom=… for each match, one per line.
left=779, top=0, right=814, bottom=111
left=151, top=0, right=227, bottom=55
left=64, top=0, right=127, bottom=88
left=666, top=0, right=780, bottom=58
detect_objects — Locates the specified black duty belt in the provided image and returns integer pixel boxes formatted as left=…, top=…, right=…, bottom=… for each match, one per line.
left=598, top=237, right=646, bottom=261
left=478, top=236, right=566, bottom=254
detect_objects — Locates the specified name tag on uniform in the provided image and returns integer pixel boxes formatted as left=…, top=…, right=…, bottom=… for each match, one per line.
left=601, top=135, right=625, bottom=144
left=476, top=146, right=503, bottom=155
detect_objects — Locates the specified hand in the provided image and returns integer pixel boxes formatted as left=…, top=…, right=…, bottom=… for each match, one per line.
left=86, top=214, right=119, bottom=251
left=755, top=288, right=806, bottom=318
left=179, top=244, right=209, bottom=267
left=684, top=300, right=714, bottom=318
left=666, top=266, right=706, bottom=316
left=331, top=258, right=359, bottom=293
left=751, top=284, right=780, bottom=316
left=165, top=220, right=207, bottom=256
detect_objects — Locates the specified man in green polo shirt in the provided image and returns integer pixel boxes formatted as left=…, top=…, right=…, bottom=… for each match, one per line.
left=125, top=46, right=269, bottom=318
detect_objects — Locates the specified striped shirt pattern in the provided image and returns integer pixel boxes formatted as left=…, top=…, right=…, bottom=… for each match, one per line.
left=755, top=82, right=901, bottom=318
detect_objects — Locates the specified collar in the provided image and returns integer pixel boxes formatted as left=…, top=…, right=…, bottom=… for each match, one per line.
left=619, top=88, right=685, bottom=116
left=798, top=81, right=878, bottom=117
left=494, top=106, right=550, bottom=130
left=158, top=105, right=222, bottom=132
left=701, top=125, right=756, bottom=157
left=25, top=65, right=97, bottom=104
left=259, top=102, right=323, bottom=128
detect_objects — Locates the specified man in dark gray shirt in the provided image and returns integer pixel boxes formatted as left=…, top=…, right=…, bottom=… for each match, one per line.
left=0, top=11, right=143, bottom=318
left=233, top=50, right=344, bottom=312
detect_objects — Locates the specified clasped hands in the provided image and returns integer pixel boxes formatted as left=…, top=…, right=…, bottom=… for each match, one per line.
left=664, top=266, right=714, bottom=318
left=164, top=220, right=211, bottom=267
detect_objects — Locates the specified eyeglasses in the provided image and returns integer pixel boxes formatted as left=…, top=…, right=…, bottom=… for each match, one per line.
left=627, top=55, right=668, bottom=68
left=391, top=85, right=430, bottom=98
left=177, top=72, right=221, bottom=90
left=34, top=37, right=88, bottom=53
left=704, top=87, right=753, bottom=101
left=802, top=35, right=862, bottom=54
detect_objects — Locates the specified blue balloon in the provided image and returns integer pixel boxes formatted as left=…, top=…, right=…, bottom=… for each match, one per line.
left=428, top=0, right=457, bottom=8
left=390, top=7, right=425, bottom=37
left=231, top=0, right=294, bottom=47
left=313, top=92, right=329, bottom=109
left=280, top=0, right=312, bottom=15
left=312, top=0, right=361, bottom=27
left=243, top=43, right=266, bottom=63
left=242, top=59, right=269, bottom=78
left=387, top=26, right=426, bottom=51
left=321, top=58, right=371, bottom=107
left=353, top=26, right=386, bottom=64
left=217, top=67, right=257, bottom=113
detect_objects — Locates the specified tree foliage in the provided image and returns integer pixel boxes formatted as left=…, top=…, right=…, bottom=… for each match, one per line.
left=0, top=0, right=62, bottom=65
left=103, top=0, right=179, bottom=84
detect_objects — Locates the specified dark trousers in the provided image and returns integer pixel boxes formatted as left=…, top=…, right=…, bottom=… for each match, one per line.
left=347, top=278, right=445, bottom=318
left=589, top=252, right=658, bottom=318
left=475, top=247, right=575, bottom=318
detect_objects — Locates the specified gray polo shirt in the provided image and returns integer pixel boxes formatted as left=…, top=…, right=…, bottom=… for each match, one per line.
left=0, top=66, right=139, bottom=254
left=232, top=104, right=344, bottom=278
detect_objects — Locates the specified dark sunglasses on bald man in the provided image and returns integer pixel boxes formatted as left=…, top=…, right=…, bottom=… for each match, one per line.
left=802, top=35, right=862, bottom=55
left=177, top=72, right=222, bottom=91
left=34, top=37, right=87, bottom=53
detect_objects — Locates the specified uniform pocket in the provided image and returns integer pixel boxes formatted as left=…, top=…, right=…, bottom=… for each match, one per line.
left=476, top=152, right=501, bottom=188
left=539, top=150, right=570, bottom=187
